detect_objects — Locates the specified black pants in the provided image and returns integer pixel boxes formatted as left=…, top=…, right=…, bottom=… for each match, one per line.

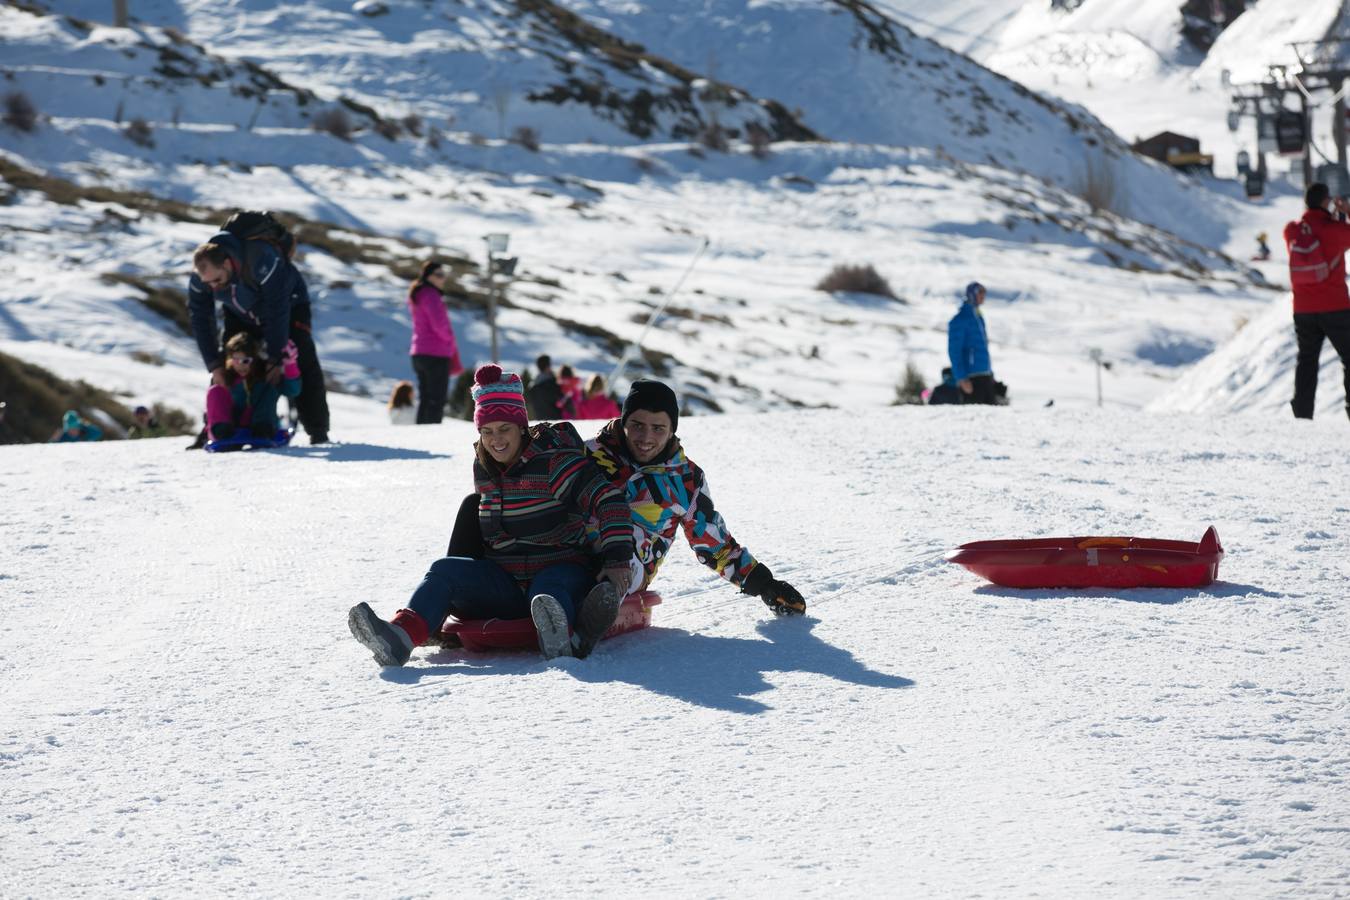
left=1291, top=310, right=1350, bottom=420
left=411, top=354, right=450, bottom=424
left=965, top=374, right=999, bottom=405
left=223, top=304, right=330, bottom=439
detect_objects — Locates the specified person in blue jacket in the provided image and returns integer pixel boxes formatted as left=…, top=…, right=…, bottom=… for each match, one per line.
left=188, top=230, right=329, bottom=444
left=948, top=281, right=998, bottom=405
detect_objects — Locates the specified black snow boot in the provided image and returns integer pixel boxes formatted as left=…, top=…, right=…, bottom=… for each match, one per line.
left=530, top=594, right=572, bottom=660
left=572, top=581, right=620, bottom=660
left=347, top=602, right=413, bottom=667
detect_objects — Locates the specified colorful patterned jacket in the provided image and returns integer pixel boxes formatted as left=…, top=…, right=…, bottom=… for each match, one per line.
left=586, top=419, right=758, bottom=592
left=474, top=421, right=633, bottom=587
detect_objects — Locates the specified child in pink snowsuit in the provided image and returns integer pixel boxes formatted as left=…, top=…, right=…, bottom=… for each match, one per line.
left=205, top=332, right=301, bottom=442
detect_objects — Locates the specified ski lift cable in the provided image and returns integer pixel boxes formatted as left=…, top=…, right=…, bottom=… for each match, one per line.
left=884, top=8, right=1007, bottom=49
left=607, top=236, right=711, bottom=387
left=1307, top=132, right=1338, bottom=167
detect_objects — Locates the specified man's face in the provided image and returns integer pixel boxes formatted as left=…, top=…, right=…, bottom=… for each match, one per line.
left=623, top=409, right=672, bottom=464
left=196, top=259, right=234, bottom=291
left=973, top=286, right=986, bottom=306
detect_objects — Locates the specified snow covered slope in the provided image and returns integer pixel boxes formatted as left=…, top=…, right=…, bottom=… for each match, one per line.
left=0, top=138, right=1274, bottom=423
left=3, top=407, right=1349, bottom=895
left=1147, top=293, right=1350, bottom=419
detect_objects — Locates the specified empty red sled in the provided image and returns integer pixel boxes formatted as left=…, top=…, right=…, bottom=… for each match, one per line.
left=438, top=590, right=662, bottom=652
left=946, top=526, right=1223, bottom=589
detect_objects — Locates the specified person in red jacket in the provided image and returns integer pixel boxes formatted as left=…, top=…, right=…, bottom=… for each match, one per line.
left=1284, top=182, right=1350, bottom=419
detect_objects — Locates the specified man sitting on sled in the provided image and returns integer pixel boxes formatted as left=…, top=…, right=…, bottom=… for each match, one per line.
left=585, top=379, right=806, bottom=618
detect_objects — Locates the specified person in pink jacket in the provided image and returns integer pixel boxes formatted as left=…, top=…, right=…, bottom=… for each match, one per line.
left=408, top=260, right=465, bottom=424
left=573, top=373, right=621, bottom=420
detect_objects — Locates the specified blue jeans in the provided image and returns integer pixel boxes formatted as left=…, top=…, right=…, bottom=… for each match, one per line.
left=406, top=557, right=593, bottom=629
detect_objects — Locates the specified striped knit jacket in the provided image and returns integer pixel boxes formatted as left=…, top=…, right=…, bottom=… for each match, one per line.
left=586, top=419, right=758, bottom=592
left=473, top=421, right=633, bottom=586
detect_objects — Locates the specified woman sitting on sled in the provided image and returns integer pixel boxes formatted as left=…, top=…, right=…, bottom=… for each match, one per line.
left=347, top=364, right=635, bottom=666
left=205, top=332, right=300, bottom=449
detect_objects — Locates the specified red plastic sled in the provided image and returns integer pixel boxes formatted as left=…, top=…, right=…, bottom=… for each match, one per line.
left=946, top=526, right=1223, bottom=589
left=439, top=590, right=662, bottom=652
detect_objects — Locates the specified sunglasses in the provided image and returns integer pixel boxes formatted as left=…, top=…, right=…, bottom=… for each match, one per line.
left=230, top=355, right=254, bottom=366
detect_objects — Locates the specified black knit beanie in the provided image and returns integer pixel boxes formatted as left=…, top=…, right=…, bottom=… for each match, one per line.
left=621, top=379, right=679, bottom=433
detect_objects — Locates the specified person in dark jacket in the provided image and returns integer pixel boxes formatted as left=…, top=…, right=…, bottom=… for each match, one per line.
left=927, top=367, right=963, bottom=405
left=347, top=364, right=636, bottom=666
left=187, top=231, right=330, bottom=443
left=128, top=405, right=167, bottom=439
left=585, top=379, right=806, bottom=619
left=525, top=354, right=563, bottom=420
left=948, top=281, right=998, bottom=405
left=1284, top=182, right=1350, bottom=420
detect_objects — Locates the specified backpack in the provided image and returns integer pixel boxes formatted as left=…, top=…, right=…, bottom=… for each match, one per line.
left=220, top=210, right=296, bottom=289
left=1287, top=221, right=1333, bottom=286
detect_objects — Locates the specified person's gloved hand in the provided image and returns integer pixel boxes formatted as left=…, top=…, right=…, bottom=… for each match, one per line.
left=760, top=578, right=805, bottom=616
left=742, top=564, right=807, bottom=616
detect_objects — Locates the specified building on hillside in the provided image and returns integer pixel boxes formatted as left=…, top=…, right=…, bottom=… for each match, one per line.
left=1131, top=131, right=1214, bottom=175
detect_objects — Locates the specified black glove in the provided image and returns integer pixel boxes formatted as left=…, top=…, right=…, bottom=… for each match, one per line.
left=742, top=564, right=807, bottom=616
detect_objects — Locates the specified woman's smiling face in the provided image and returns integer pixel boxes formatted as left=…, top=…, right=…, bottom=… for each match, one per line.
left=479, top=421, right=524, bottom=464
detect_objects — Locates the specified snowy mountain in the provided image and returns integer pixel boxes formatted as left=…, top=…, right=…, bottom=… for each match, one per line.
left=882, top=0, right=1346, bottom=183
left=4, top=408, right=1349, bottom=894
left=2, top=0, right=1286, bottom=438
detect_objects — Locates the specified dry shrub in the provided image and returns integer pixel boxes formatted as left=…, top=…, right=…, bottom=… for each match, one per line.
left=373, top=118, right=401, bottom=141
left=815, top=263, right=897, bottom=300
left=312, top=108, right=353, bottom=141
left=124, top=118, right=154, bottom=148
left=699, top=122, right=728, bottom=152
left=401, top=113, right=423, bottom=137
left=1075, top=152, right=1123, bottom=215
left=511, top=125, right=540, bottom=152
left=892, top=361, right=927, bottom=405
left=3, top=92, right=37, bottom=132
left=746, top=122, right=772, bottom=159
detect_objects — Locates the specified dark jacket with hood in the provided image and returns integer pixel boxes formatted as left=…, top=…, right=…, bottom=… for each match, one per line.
left=187, top=231, right=301, bottom=370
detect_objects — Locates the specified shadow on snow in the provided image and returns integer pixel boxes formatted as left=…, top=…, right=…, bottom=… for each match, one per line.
left=278, top=442, right=450, bottom=462
left=971, top=579, right=1284, bottom=604
left=386, top=616, right=914, bottom=714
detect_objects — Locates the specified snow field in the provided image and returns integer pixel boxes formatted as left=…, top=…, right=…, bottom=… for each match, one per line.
left=2, top=407, right=1348, bottom=896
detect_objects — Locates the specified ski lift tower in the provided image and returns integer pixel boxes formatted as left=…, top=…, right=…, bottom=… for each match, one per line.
left=1228, top=39, right=1350, bottom=193
left=1287, top=38, right=1350, bottom=193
